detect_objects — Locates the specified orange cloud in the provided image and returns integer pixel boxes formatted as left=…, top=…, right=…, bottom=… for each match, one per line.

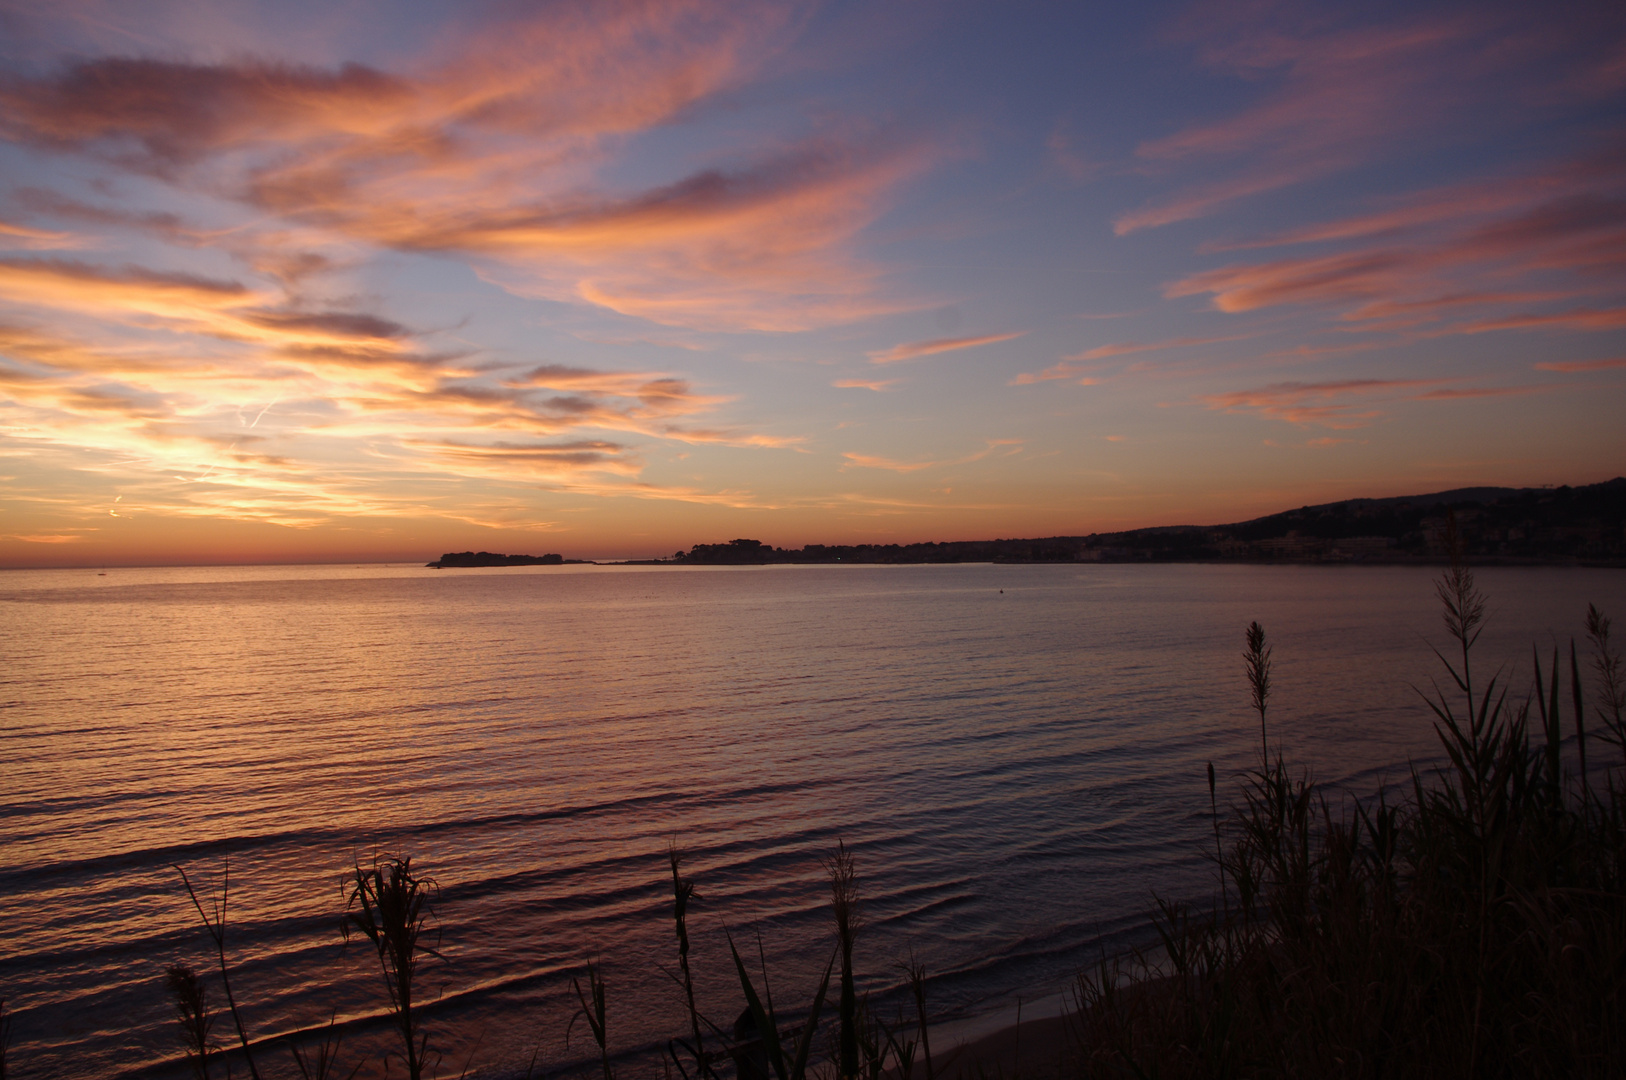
left=0, top=218, right=85, bottom=250
left=868, top=331, right=1026, bottom=365
left=0, top=292, right=793, bottom=529
left=0, top=257, right=251, bottom=315
left=833, top=378, right=901, bottom=391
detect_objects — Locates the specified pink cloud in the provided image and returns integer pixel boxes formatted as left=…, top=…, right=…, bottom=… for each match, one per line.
left=840, top=439, right=1022, bottom=472
left=1117, top=9, right=1626, bottom=234
left=1200, top=376, right=1555, bottom=427
left=1164, top=139, right=1626, bottom=339
left=1116, top=16, right=1474, bottom=234
left=1534, top=356, right=1626, bottom=372
left=1069, top=333, right=1254, bottom=360
left=1008, top=333, right=1251, bottom=386
left=1460, top=307, right=1626, bottom=333
left=0, top=4, right=931, bottom=332
left=867, top=331, right=1026, bottom=365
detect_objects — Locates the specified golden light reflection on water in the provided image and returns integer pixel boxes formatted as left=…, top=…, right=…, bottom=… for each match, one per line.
left=3, top=563, right=1623, bottom=1077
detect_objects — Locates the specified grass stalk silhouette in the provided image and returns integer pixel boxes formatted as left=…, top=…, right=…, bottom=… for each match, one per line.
left=343, top=854, right=441, bottom=1080
left=901, top=955, right=935, bottom=1080
left=569, top=960, right=613, bottom=1080
left=1588, top=603, right=1626, bottom=765
left=827, top=840, right=862, bottom=1080
left=667, top=844, right=714, bottom=1079
left=289, top=1013, right=362, bottom=1080
left=176, top=860, right=263, bottom=1080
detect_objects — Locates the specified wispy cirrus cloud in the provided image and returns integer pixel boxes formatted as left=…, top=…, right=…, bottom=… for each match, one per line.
left=1068, top=334, right=1253, bottom=361
left=1009, top=333, right=1247, bottom=385
left=840, top=438, right=1022, bottom=472
left=1534, top=356, right=1626, bottom=372
left=1115, top=6, right=1626, bottom=235
left=833, top=377, right=901, bottom=391
left=1200, top=376, right=1555, bottom=428
left=0, top=1, right=928, bottom=332
left=1008, top=363, right=1096, bottom=387
left=1459, top=307, right=1626, bottom=334
left=1165, top=140, right=1626, bottom=338
left=0, top=218, right=88, bottom=250
left=1116, top=16, right=1469, bottom=235
left=868, top=331, right=1025, bottom=365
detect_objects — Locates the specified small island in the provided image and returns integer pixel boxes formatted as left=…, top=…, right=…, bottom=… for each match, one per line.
left=428, top=551, right=576, bottom=568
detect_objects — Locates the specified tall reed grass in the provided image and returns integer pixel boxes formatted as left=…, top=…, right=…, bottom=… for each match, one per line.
left=1069, top=559, right=1626, bottom=1078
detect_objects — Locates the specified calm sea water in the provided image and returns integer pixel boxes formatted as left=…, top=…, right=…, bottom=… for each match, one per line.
left=2, top=562, right=1622, bottom=1078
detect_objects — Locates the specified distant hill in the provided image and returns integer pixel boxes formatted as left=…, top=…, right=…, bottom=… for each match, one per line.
left=671, top=478, right=1626, bottom=566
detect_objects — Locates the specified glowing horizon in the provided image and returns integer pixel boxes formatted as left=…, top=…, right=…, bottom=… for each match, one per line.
left=1, top=0, right=1622, bottom=567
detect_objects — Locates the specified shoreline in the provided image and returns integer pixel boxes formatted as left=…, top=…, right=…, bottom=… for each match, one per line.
left=928, top=992, right=1075, bottom=1078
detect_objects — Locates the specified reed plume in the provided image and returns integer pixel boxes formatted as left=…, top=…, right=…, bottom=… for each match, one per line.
left=165, top=963, right=213, bottom=1080
left=343, top=855, right=441, bottom=1080
left=1244, top=621, right=1272, bottom=764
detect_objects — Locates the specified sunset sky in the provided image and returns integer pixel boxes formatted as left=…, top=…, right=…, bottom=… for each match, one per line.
left=1, top=0, right=1623, bottom=565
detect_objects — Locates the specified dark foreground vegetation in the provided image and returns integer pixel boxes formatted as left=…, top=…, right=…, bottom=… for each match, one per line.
left=5, top=532, right=1625, bottom=1079
left=1070, top=565, right=1626, bottom=1079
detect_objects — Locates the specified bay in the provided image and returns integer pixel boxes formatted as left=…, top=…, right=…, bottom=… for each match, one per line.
left=2, top=562, right=1622, bottom=1078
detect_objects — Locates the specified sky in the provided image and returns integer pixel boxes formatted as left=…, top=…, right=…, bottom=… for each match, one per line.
left=0, top=0, right=1622, bottom=566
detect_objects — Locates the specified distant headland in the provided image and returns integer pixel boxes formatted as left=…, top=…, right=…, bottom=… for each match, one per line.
left=431, top=477, right=1626, bottom=569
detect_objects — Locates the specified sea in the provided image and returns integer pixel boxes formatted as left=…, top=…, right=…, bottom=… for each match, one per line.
left=2, top=561, right=1622, bottom=1079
